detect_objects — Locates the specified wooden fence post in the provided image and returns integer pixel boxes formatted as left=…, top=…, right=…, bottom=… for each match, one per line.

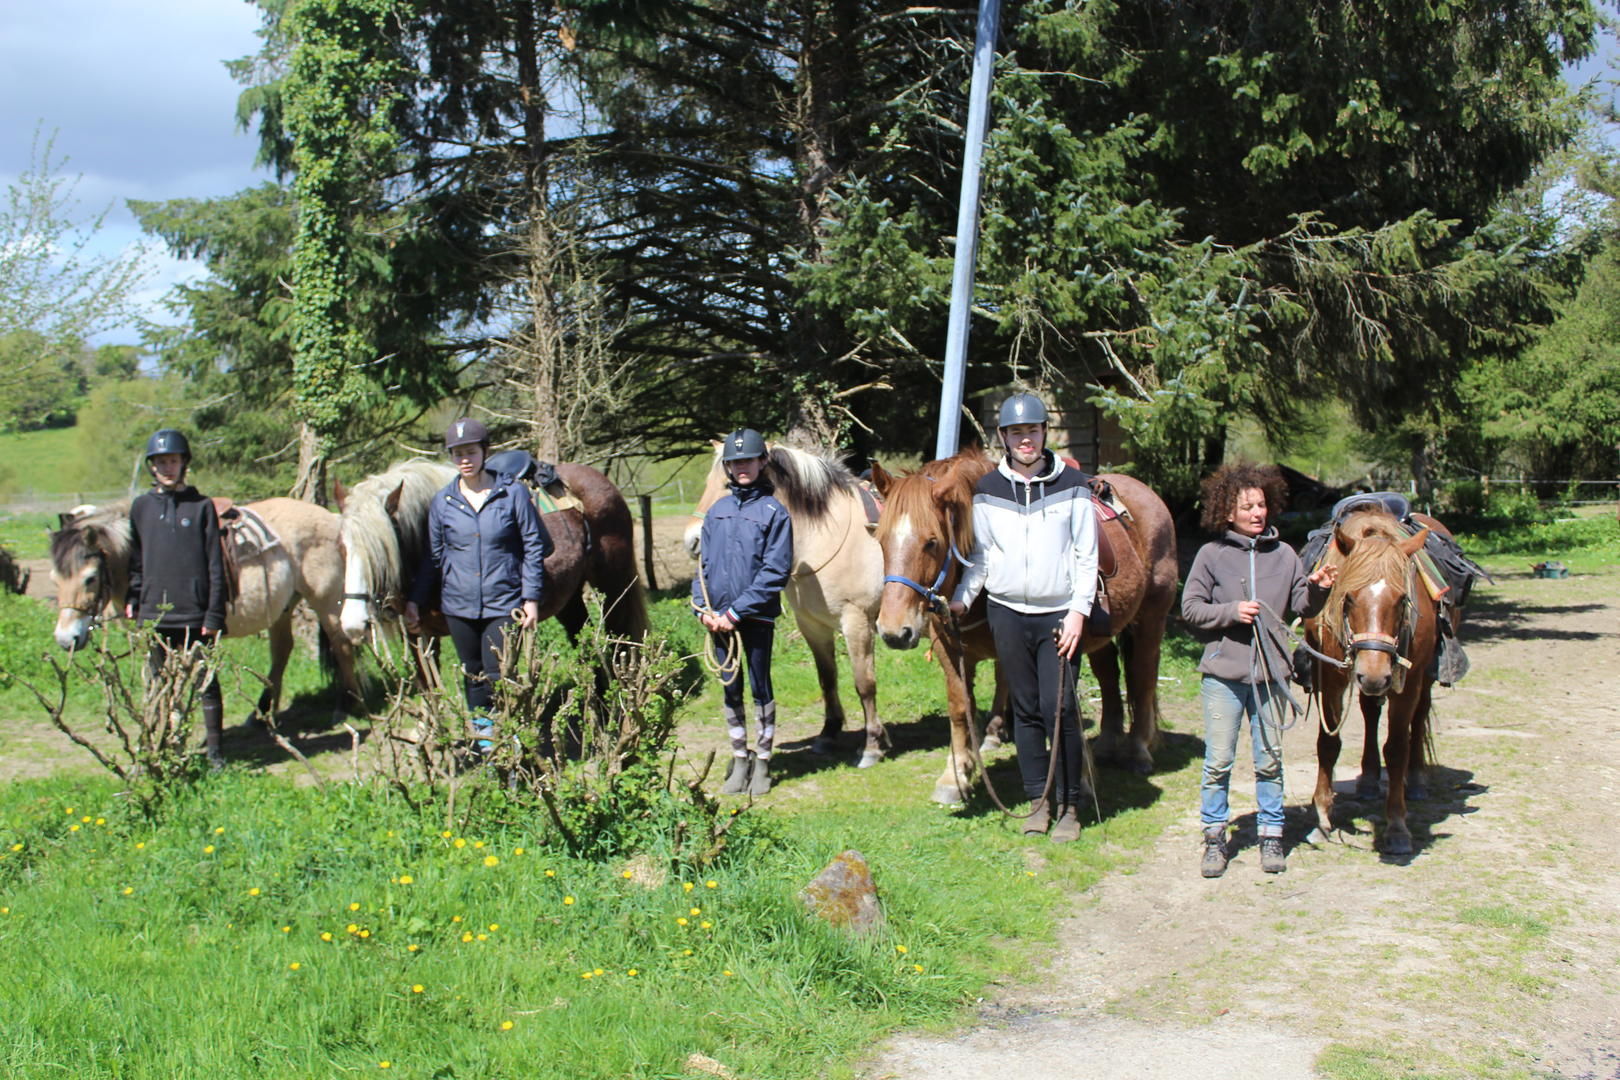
left=637, top=494, right=658, bottom=591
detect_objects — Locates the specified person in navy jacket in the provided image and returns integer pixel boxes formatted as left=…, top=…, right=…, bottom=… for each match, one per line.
left=125, top=428, right=229, bottom=768
left=691, top=428, right=793, bottom=796
left=405, top=418, right=552, bottom=745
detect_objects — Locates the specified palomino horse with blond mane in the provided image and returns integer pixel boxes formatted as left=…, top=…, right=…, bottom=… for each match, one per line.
left=871, top=451, right=1178, bottom=804
left=49, top=498, right=362, bottom=723
left=685, top=442, right=886, bottom=766
left=1306, top=508, right=1446, bottom=856
left=335, top=459, right=647, bottom=648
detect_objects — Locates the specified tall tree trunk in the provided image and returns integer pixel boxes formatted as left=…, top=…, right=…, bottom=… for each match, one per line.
left=290, top=420, right=330, bottom=506
left=514, top=0, right=561, bottom=461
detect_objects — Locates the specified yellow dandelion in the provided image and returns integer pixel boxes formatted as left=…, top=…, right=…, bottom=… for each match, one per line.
left=723, top=969, right=734, bottom=977
left=895, top=945, right=908, bottom=954
left=347, top=923, right=359, bottom=933
left=134, top=842, right=144, bottom=850
left=407, top=944, right=420, bottom=953
left=81, top=816, right=90, bottom=824
left=412, top=984, right=424, bottom=994
left=461, top=932, right=474, bottom=943
left=281, top=926, right=292, bottom=934
left=689, top=907, right=701, bottom=916
left=593, top=967, right=604, bottom=976
left=683, top=882, right=694, bottom=892
left=452, top=915, right=463, bottom=923
left=214, top=827, right=225, bottom=835
left=580, top=971, right=593, bottom=980
left=544, top=868, right=556, bottom=877
left=1, top=907, right=8, bottom=915
left=912, top=964, right=924, bottom=973
left=69, top=825, right=80, bottom=833
left=483, top=855, right=499, bottom=868
left=473, top=840, right=485, bottom=849
left=676, top=917, right=688, bottom=926
left=700, top=921, right=712, bottom=930
left=398, top=875, right=413, bottom=885
left=9, top=843, right=21, bottom=852
left=563, top=896, right=575, bottom=906
left=121, top=887, right=134, bottom=896
left=453, top=838, right=467, bottom=849
left=64, top=807, right=74, bottom=814
left=349, top=902, right=361, bottom=911
left=321, top=932, right=334, bottom=942
left=513, top=847, right=525, bottom=856
left=488, top=923, right=499, bottom=932
left=441, top=830, right=453, bottom=839
left=622, top=870, right=633, bottom=879
left=627, top=969, right=639, bottom=977
left=95, top=818, right=105, bottom=826
left=476, top=934, right=488, bottom=942
left=202, top=844, right=213, bottom=853
left=386, top=830, right=396, bottom=838
left=705, top=880, right=717, bottom=889
left=1026, top=871, right=1036, bottom=877
left=288, top=962, right=301, bottom=971
left=683, top=948, right=693, bottom=956
left=249, top=888, right=261, bottom=897
left=501, top=1020, right=515, bottom=1030
left=359, top=930, right=371, bottom=939
left=379, top=1062, right=391, bottom=1070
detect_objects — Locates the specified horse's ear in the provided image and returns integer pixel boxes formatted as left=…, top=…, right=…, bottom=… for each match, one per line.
left=79, top=524, right=101, bottom=553
left=58, top=512, right=75, bottom=530
left=333, top=478, right=348, bottom=512
left=1399, top=527, right=1430, bottom=557
left=383, top=481, right=405, bottom=517
left=1333, top=524, right=1356, bottom=557
left=870, top=461, right=893, bottom=497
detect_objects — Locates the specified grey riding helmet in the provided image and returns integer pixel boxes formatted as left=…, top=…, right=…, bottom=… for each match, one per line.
left=721, top=428, right=768, bottom=461
left=998, top=393, right=1048, bottom=428
left=144, top=428, right=192, bottom=462
left=444, top=417, right=490, bottom=450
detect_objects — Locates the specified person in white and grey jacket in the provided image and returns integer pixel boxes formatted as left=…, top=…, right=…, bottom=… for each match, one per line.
left=949, top=393, right=1098, bottom=843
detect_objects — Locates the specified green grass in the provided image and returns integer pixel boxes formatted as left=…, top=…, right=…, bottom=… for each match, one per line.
left=0, top=426, right=106, bottom=499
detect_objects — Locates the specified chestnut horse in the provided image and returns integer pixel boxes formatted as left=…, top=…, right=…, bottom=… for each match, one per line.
left=684, top=442, right=886, bottom=766
left=49, top=498, right=362, bottom=723
left=1306, top=509, right=1442, bottom=855
left=335, top=459, right=647, bottom=649
left=871, top=451, right=1178, bottom=804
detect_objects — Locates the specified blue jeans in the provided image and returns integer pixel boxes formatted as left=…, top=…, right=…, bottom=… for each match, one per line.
left=1199, top=675, right=1285, bottom=837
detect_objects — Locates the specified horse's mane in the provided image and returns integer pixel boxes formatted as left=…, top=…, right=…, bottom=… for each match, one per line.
left=875, top=451, right=994, bottom=553
left=50, top=502, right=132, bottom=574
left=1319, top=510, right=1415, bottom=635
left=763, top=443, right=857, bottom=524
left=340, top=459, right=455, bottom=599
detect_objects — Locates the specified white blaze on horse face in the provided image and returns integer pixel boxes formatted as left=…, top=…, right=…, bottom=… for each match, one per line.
left=339, top=530, right=373, bottom=640
left=1351, top=579, right=1397, bottom=687
left=682, top=519, right=702, bottom=558
left=876, top=511, right=929, bottom=647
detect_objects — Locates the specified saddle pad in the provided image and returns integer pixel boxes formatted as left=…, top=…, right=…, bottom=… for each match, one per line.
left=222, top=505, right=281, bottom=562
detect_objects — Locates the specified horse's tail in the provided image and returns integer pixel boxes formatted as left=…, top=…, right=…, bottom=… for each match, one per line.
left=317, top=621, right=337, bottom=680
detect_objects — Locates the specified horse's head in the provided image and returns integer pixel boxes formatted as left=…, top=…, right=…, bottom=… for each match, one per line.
left=49, top=510, right=130, bottom=651
left=336, top=476, right=407, bottom=641
left=1325, top=516, right=1431, bottom=696
left=683, top=439, right=729, bottom=558
left=871, top=456, right=987, bottom=650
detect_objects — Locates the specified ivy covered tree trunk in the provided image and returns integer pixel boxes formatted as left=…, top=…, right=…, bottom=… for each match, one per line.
left=283, top=0, right=405, bottom=502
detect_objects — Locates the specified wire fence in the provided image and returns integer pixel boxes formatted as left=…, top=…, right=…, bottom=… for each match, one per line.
left=0, top=491, right=131, bottom=518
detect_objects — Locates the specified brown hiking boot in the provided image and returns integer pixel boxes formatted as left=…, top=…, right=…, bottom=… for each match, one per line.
left=1049, top=804, right=1081, bottom=843
left=720, top=754, right=752, bottom=795
left=1260, top=836, right=1287, bottom=874
left=1022, top=800, right=1051, bottom=836
left=1200, top=826, right=1229, bottom=878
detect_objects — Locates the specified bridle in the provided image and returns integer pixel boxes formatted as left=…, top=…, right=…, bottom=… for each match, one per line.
left=882, top=500, right=973, bottom=615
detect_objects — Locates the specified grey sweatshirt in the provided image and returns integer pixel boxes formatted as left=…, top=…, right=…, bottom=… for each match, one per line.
left=1180, top=527, right=1327, bottom=683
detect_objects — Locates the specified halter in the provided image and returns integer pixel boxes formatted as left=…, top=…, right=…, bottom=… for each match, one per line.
left=1338, top=560, right=1418, bottom=690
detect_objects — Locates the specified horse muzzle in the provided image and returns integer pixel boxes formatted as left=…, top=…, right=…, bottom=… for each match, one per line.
left=53, top=611, right=93, bottom=652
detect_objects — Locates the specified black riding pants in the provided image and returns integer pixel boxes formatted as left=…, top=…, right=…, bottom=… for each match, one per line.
left=146, top=626, right=224, bottom=756
left=986, top=601, right=1084, bottom=806
left=444, top=613, right=515, bottom=715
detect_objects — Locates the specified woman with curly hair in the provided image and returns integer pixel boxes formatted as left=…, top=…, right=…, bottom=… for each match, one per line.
left=1181, top=463, right=1337, bottom=877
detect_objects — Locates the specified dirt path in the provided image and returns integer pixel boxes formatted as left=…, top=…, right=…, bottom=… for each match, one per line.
left=866, top=568, right=1620, bottom=1080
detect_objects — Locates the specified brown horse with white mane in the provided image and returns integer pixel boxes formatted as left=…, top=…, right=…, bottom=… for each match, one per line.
left=870, top=451, right=1178, bottom=804
left=1306, top=509, right=1444, bottom=856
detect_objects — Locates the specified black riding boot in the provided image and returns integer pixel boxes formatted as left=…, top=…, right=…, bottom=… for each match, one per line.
left=202, top=700, right=225, bottom=770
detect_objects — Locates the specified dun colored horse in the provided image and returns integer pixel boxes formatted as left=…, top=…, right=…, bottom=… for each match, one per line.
left=685, top=443, right=886, bottom=766
left=49, top=498, right=362, bottom=723
left=1307, top=509, right=1444, bottom=855
left=335, top=459, right=647, bottom=648
left=871, top=451, right=1178, bottom=804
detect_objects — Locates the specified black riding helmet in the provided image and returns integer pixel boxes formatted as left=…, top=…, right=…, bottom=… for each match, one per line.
left=721, top=428, right=767, bottom=462
left=144, top=428, right=192, bottom=462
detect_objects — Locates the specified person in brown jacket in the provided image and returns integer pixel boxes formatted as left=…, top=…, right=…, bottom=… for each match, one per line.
left=1181, top=464, right=1336, bottom=877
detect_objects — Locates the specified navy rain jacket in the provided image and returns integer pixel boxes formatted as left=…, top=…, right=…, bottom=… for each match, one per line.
left=411, top=475, right=552, bottom=619
left=691, top=483, right=793, bottom=622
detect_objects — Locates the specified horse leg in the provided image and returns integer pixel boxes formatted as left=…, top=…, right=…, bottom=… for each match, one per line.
left=1087, top=641, right=1127, bottom=765
left=797, top=613, right=848, bottom=757
left=255, top=612, right=295, bottom=728
left=981, top=664, right=1010, bottom=750
left=1356, top=694, right=1384, bottom=799
left=317, top=610, right=364, bottom=720
left=1381, top=693, right=1417, bottom=855
left=1311, top=678, right=1346, bottom=841
left=931, top=642, right=977, bottom=805
left=839, top=603, right=884, bottom=768
left=1122, top=626, right=1164, bottom=775
left=1406, top=680, right=1433, bottom=802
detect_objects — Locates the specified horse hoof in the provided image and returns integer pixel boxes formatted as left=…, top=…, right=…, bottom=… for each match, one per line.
left=1131, top=755, right=1154, bottom=777
left=1405, top=783, right=1429, bottom=801
left=978, top=735, right=1002, bottom=753
left=930, top=784, right=966, bottom=806
left=1383, top=832, right=1413, bottom=856
left=856, top=750, right=882, bottom=769
left=1355, top=780, right=1381, bottom=800
left=810, top=735, right=840, bottom=756
left=1304, top=827, right=1329, bottom=846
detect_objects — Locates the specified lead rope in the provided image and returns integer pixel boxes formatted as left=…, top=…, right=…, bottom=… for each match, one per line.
left=692, top=547, right=741, bottom=683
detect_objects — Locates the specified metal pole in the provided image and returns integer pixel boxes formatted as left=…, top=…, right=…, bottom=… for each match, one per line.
left=934, top=0, right=1002, bottom=462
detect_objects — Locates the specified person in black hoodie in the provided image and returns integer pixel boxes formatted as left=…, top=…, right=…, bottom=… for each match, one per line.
left=691, top=428, right=793, bottom=796
left=125, top=428, right=229, bottom=767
